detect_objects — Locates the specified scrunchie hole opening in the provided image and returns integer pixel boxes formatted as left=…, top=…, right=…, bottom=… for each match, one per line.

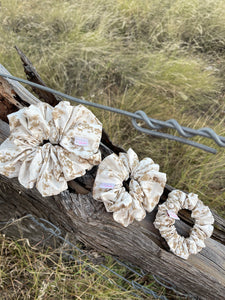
left=123, top=176, right=131, bottom=192
left=40, top=139, right=59, bottom=146
left=175, top=209, right=194, bottom=238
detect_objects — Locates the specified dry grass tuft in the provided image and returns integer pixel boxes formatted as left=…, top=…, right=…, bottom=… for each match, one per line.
left=0, top=234, right=167, bottom=299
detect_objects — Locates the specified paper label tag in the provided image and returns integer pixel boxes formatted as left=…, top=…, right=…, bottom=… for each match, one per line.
left=74, top=137, right=89, bottom=146
left=167, top=210, right=180, bottom=220
left=99, top=183, right=115, bottom=189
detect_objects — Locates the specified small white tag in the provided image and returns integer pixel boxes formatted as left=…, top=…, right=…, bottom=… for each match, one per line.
left=74, top=137, right=89, bottom=146
left=167, top=210, right=180, bottom=220
left=99, top=183, right=115, bottom=189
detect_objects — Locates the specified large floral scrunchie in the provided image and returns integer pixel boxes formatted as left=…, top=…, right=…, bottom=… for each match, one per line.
left=0, top=101, right=102, bottom=196
left=93, top=148, right=167, bottom=227
left=154, top=190, right=214, bottom=259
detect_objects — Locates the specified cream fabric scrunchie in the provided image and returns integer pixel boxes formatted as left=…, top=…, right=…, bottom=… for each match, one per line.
left=0, top=101, right=102, bottom=197
left=154, top=190, right=214, bottom=259
left=93, top=148, right=167, bottom=227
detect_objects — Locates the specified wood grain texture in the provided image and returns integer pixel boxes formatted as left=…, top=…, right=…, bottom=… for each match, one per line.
left=0, top=76, right=22, bottom=122
left=0, top=64, right=40, bottom=106
left=0, top=64, right=225, bottom=299
left=0, top=122, right=225, bottom=300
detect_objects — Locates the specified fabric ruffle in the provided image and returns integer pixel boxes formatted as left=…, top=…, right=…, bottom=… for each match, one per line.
left=153, top=190, right=214, bottom=259
left=93, top=148, right=167, bottom=227
left=0, top=101, right=102, bottom=196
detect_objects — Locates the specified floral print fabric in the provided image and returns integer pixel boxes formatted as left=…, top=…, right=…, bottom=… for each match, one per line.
left=93, top=148, right=167, bottom=227
left=0, top=101, right=102, bottom=197
left=154, top=190, right=214, bottom=259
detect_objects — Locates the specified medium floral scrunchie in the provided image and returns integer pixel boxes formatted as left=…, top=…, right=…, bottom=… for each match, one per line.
left=0, top=101, right=102, bottom=196
left=93, top=148, right=167, bottom=227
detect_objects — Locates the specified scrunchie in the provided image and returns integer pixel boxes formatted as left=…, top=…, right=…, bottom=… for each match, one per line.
left=93, top=148, right=167, bottom=227
left=0, top=101, right=102, bottom=197
left=154, top=190, right=214, bottom=259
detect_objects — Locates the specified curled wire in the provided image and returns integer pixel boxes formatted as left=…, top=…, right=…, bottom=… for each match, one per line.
left=0, top=72, right=225, bottom=154
left=134, top=110, right=225, bottom=146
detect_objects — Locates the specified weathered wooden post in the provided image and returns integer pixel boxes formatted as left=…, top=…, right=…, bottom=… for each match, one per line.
left=0, top=50, right=225, bottom=299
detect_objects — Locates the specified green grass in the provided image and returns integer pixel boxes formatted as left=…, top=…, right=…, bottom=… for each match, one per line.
left=0, top=0, right=225, bottom=298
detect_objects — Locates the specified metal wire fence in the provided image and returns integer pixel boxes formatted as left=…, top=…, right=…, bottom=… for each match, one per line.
left=0, top=214, right=196, bottom=300
left=0, top=68, right=208, bottom=299
left=0, top=72, right=225, bottom=154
